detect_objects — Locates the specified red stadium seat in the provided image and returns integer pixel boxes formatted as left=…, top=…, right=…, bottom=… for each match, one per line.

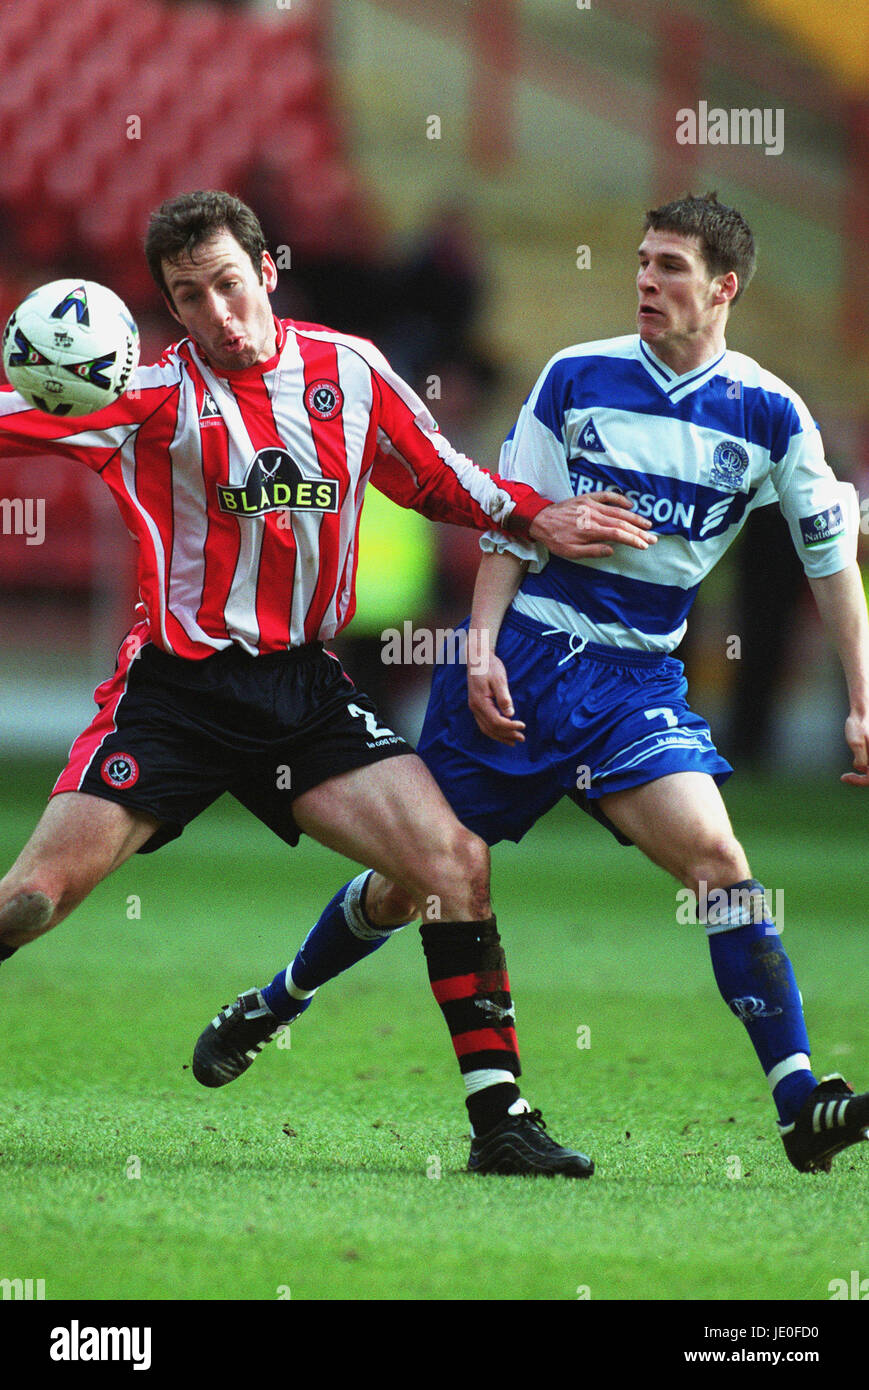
left=257, top=47, right=325, bottom=117
left=43, top=129, right=119, bottom=215
left=178, top=61, right=245, bottom=119
left=0, top=0, right=355, bottom=304
left=18, top=208, right=68, bottom=266
left=165, top=3, right=233, bottom=61
left=46, top=0, right=123, bottom=37
left=0, top=56, right=54, bottom=144
left=103, top=0, right=165, bottom=52
left=0, top=121, right=66, bottom=211
left=77, top=188, right=142, bottom=261
left=263, top=8, right=322, bottom=52
left=0, top=3, right=49, bottom=69
left=126, top=58, right=181, bottom=113
left=256, top=117, right=339, bottom=173
left=79, top=0, right=129, bottom=31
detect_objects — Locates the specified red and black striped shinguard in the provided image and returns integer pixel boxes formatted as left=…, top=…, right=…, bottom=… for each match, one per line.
left=419, top=918, right=521, bottom=1077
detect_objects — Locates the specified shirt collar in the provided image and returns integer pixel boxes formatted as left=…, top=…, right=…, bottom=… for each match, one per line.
left=637, top=336, right=727, bottom=402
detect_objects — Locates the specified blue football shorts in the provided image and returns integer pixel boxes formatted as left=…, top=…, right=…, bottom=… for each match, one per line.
left=417, top=609, right=732, bottom=847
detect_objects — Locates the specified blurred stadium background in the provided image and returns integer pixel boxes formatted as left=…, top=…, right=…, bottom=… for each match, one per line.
left=1, top=0, right=867, bottom=775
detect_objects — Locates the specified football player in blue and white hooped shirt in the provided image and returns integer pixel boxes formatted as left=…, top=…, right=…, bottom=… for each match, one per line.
left=202, top=193, right=869, bottom=1176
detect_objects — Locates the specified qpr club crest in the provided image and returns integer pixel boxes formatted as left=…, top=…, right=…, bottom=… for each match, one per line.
left=101, top=753, right=140, bottom=788
left=304, top=380, right=343, bottom=422
left=710, top=439, right=750, bottom=490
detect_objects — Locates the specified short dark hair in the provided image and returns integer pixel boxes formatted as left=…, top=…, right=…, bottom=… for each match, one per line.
left=144, top=190, right=268, bottom=303
left=643, top=191, right=756, bottom=302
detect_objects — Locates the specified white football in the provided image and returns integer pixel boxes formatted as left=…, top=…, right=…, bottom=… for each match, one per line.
left=2, top=278, right=139, bottom=416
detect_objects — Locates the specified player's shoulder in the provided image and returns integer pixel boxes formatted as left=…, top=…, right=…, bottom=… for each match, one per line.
left=723, top=348, right=816, bottom=431
left=537, top=334, right=637, bottom=378
left=525, top=335, right=637, bottom=415
left=136, top=338, right=191, bottom=385
left=283, top=319, right=391, bottom=375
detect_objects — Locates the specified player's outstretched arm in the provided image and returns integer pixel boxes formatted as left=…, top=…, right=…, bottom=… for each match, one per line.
left=0, top=381, right=151, bottom=467
left=528, top=491, right=657, bottom=560
left=467, top=551, right=529, bottom=745
left=365, top=351, right=657, bottom=549
left=808, top=565, right=869, bottom=785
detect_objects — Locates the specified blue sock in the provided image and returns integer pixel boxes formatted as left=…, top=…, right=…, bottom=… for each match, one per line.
left=705, top=880, right=817, bottom=1125
left=261, top=872, right=406, bottom=1022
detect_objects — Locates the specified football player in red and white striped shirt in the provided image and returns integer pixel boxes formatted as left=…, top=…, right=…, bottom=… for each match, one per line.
left=0, top=192, right=653, bottom=1173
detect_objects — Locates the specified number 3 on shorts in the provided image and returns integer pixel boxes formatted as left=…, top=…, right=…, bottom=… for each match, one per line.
left=644, top=707, right=679, bottom=728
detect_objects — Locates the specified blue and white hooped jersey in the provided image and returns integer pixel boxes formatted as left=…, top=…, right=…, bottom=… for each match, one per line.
left=482, top=334, right=859, bottom=652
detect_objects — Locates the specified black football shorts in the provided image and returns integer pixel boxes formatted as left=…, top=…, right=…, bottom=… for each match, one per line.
left=52, top=640, right=412, bottom=852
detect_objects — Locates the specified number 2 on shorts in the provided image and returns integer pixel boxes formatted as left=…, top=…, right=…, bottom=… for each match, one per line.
left=348, top=702, right=395, bottom=741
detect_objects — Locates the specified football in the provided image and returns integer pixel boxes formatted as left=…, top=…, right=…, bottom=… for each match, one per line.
left=2, top=278, right=139, bottom=416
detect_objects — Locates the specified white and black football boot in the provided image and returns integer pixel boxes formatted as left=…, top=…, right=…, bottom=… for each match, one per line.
left=192, top=989, right=285, bottom=1088
left=779, top=1074, right=869, bottom=1173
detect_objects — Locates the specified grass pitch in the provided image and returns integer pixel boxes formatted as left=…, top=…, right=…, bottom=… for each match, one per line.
left=1, top=758, right=867, bottom=1308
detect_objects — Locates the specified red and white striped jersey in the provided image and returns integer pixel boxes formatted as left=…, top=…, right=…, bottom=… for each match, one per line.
left=0, top=318, right=550, bottom=658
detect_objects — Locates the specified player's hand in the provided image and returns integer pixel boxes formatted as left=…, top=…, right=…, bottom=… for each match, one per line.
left=528, top=493, right=657, bottom=561
left=841, top=710, right=869, bottom=786
left=468, top=652, right=525, bottom=745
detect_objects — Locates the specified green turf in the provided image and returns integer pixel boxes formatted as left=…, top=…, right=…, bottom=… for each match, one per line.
left=1, top=760, right=867, bottom=1303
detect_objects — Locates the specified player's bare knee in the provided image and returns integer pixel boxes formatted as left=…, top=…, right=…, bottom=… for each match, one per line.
left=0, top=887, right=57, bottom=943
left=447, top=828, right=491, bottom=916
left=685, top=838, right=750, bottom=896
left=404, top=826, right=490, bottom=921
